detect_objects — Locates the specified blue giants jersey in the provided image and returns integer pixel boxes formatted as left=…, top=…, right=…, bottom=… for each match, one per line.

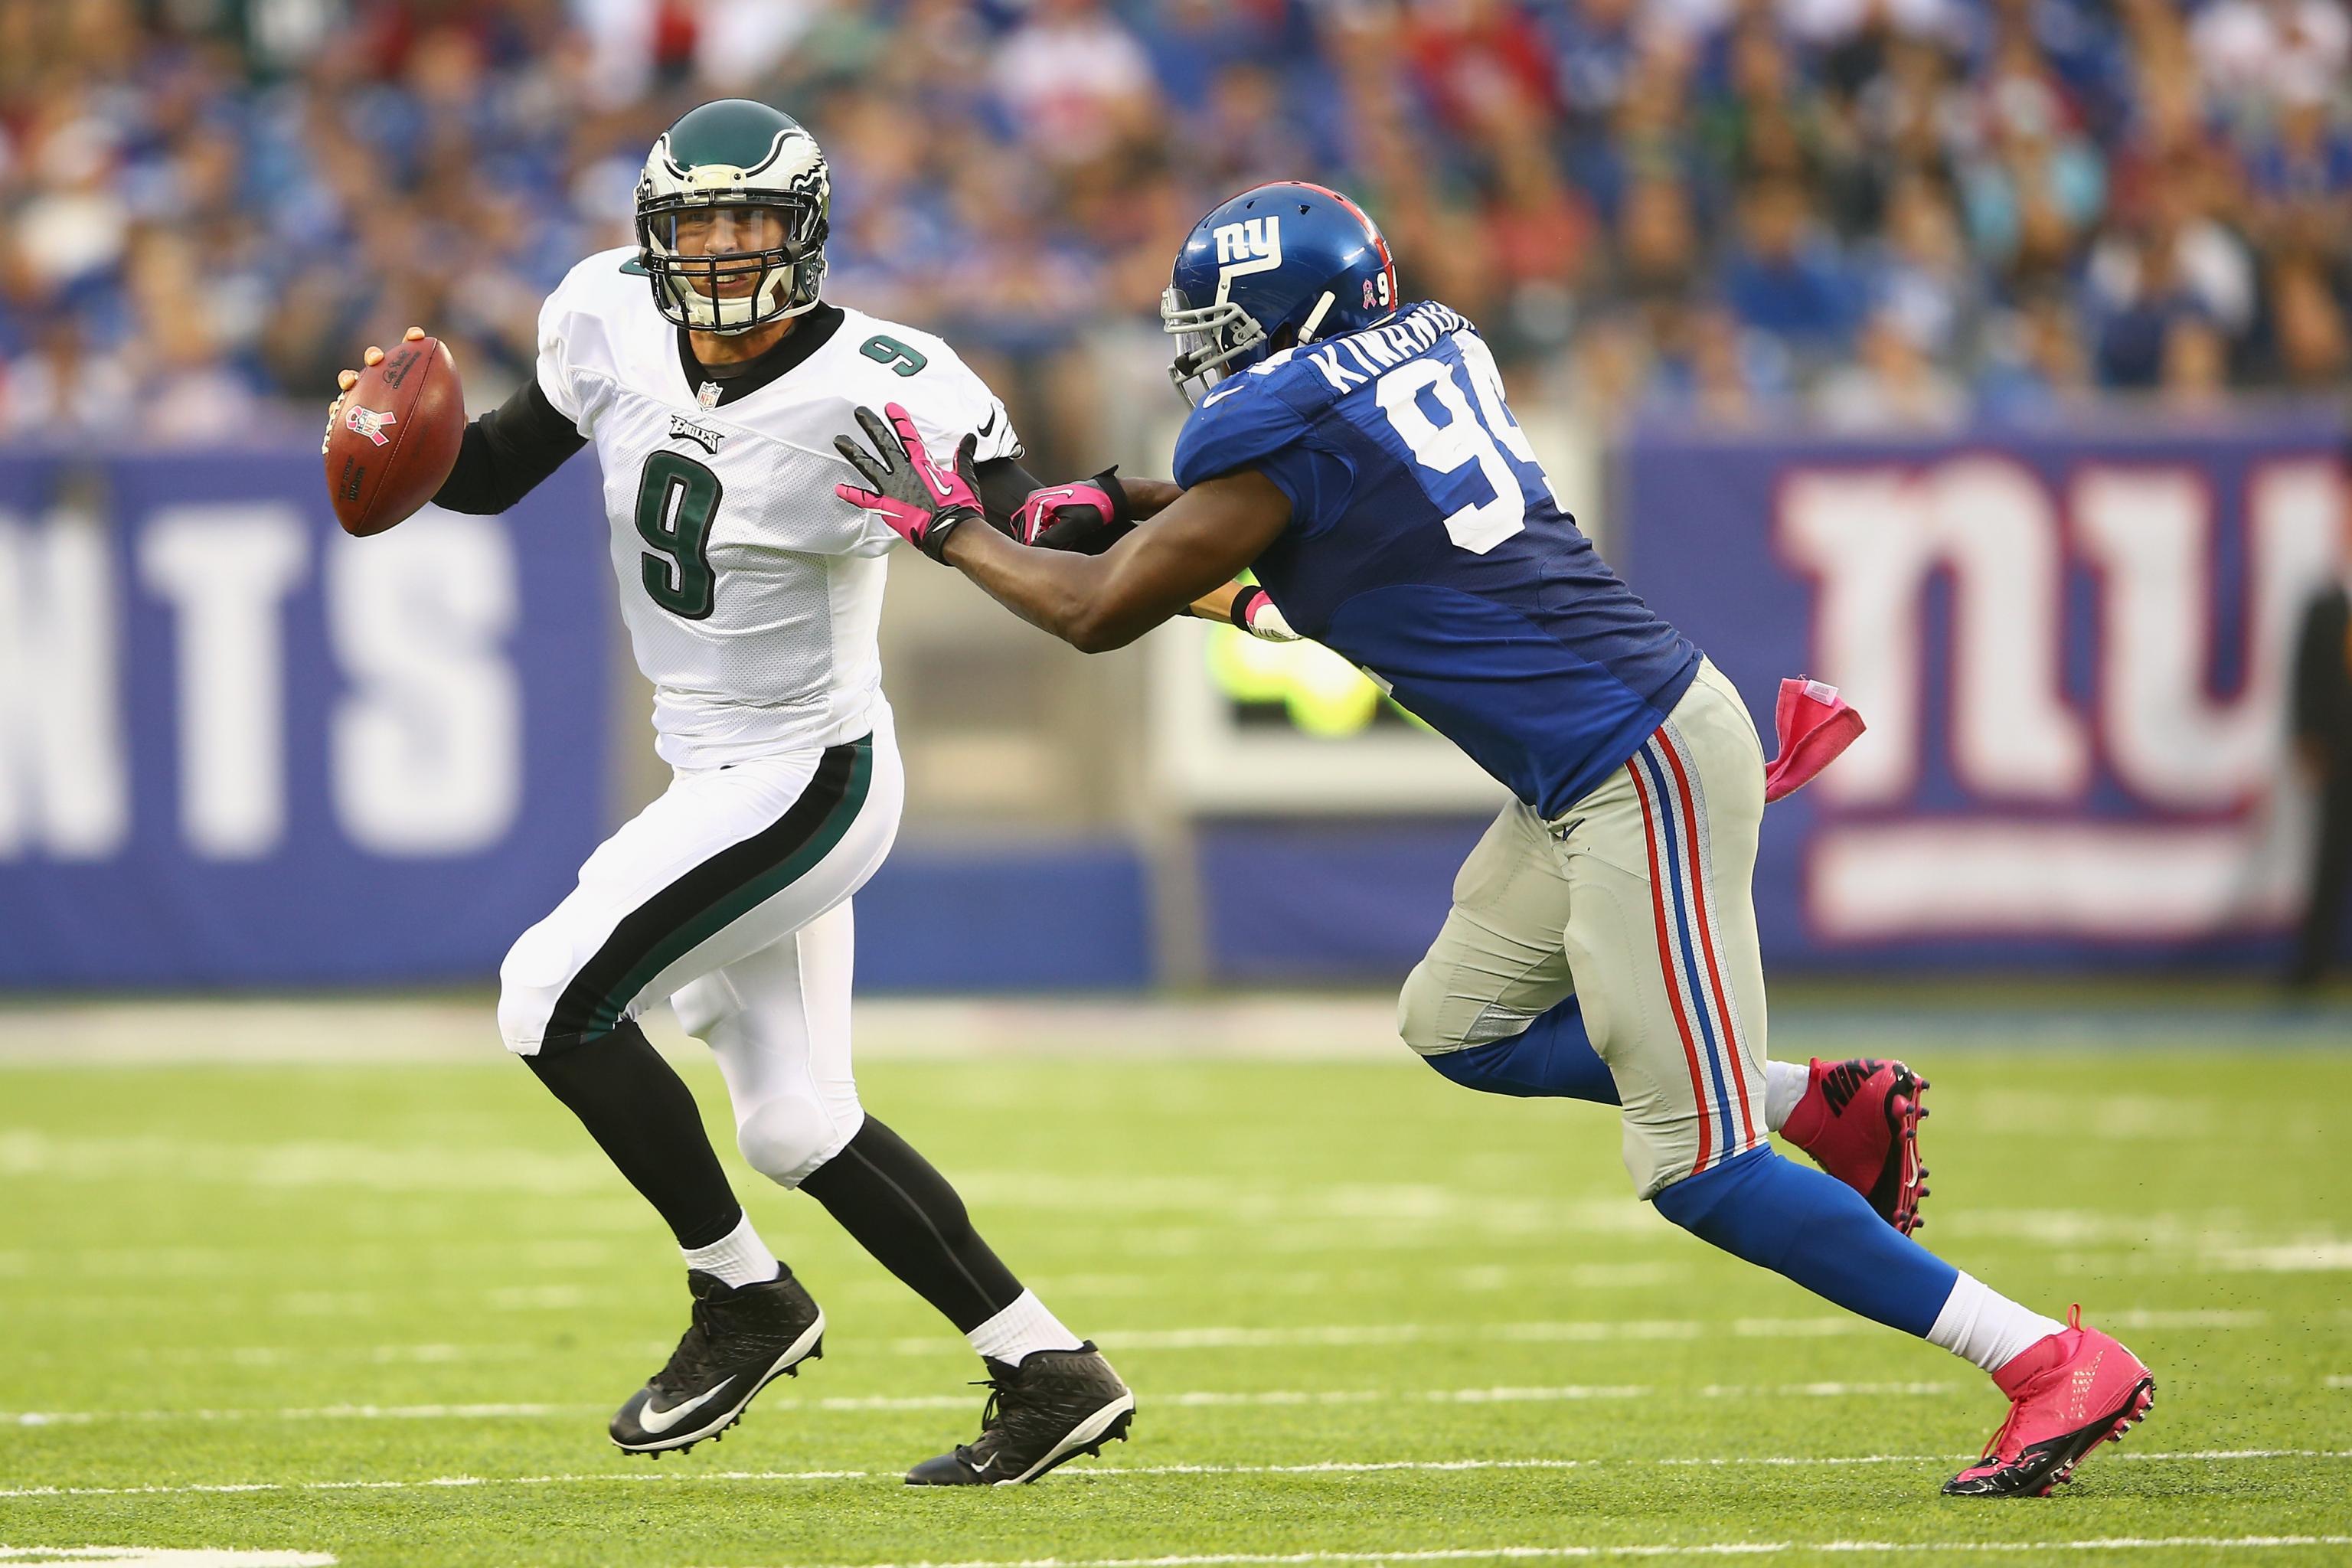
left=1172, top=301, right=1702, bottom=818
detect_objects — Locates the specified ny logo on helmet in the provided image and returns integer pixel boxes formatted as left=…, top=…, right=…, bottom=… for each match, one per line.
left=1213, top=217, right=1282, bottom=284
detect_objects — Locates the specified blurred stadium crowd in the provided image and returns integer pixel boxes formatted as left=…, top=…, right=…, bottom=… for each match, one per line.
left=1, top=0, right=2347, bottom=461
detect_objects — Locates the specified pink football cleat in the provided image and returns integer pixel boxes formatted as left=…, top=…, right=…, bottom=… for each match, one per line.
left=1945, top=1306, right=2155, bottom=1496
left=1779, top=1057, right=1929, bottom=1233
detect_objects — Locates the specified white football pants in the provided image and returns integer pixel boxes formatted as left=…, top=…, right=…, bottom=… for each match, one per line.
left=498, top=707, right=903, bottom=1187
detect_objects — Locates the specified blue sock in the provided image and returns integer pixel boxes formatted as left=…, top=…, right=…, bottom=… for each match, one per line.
left=1651, top=1147, right=1958, bottom=1337
left=1420, top=995, right=1621, bottom=1104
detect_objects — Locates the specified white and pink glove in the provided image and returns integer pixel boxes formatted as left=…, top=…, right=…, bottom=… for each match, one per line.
left=834, top=403, right=985, bottom=561
left=1232, top=585, right=1300, bottom=642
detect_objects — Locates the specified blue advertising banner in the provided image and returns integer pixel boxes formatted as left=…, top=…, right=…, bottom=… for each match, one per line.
left=0, top=449, right=609, bottom=986
left=1620, top=415, right=2347, bottom=970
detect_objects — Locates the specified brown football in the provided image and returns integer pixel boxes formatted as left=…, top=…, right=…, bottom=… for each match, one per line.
left=323, top=335, right=466, bottom=537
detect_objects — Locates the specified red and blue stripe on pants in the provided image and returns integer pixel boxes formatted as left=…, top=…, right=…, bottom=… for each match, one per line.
left=1626, top=724, right=1762, bottom=1180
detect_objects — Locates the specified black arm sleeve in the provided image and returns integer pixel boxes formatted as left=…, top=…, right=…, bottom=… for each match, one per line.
left=2292, top=590, right=2340, bottom=744
left=972, top=457, right=1137, bottom=553
left=431, top=376, right=588, bottom=515
left=973, top=455, right=1045, bottom=534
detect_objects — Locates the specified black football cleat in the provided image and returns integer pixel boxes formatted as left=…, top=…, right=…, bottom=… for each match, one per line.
left=904, top=1342, right=1135, bottom=1485
left=609, top=1267, right=824, bottom=1455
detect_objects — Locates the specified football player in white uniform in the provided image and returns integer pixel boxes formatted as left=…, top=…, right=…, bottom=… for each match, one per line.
left=328, top=100, right=1154, bottom=1485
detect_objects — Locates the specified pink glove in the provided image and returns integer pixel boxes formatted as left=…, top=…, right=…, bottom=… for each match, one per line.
left=834, top=402, right=985, bottom=561
left=1762, top=676, right=1864, bottom=803
left=1011, top=468, right=1134, bottom=554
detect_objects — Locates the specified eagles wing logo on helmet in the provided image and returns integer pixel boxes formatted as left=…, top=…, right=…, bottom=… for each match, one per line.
left=782, top=162, right=829, bottom=204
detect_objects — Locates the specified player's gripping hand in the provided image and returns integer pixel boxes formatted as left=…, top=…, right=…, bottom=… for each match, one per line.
left=1233, top=585, right=1300, bottom=642
left=321, top=325, right=426, bottom=456
left=1009, top=469, right=1135, bottom=554
left=834, top=403, right=982, bottom=562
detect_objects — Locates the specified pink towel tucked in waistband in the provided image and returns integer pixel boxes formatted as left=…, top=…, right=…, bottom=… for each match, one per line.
left=1762, top=676, right=1864, bottom=804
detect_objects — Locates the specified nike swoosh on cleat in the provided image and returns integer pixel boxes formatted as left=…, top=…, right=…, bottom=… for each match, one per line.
left=637, top=1377, right=733, bottom=1436
left=998, top=1393, right=1136, bottom=1485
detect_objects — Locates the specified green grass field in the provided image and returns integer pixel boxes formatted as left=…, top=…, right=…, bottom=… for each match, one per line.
left=2, top=1014, right=2347, bottom=1567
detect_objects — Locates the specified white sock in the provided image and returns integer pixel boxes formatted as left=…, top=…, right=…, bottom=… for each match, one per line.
left=968, top=1289, right=1084, bottom=1367
left=1926, top=1271, right=2067, bottom=1374
left=681, top=1211, right=780, bottom=1289
left=1763, top=1060, right=1809, bottom=1133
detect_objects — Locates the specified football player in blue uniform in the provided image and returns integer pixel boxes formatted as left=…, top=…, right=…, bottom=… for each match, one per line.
left=835, top=182, right=2154, bottom=1498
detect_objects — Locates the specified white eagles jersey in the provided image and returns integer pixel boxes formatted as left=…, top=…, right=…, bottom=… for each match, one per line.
left=534, top=245, right=1021, bottom=767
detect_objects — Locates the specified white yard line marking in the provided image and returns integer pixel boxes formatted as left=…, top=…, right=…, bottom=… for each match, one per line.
left=2101, top=1308, right=2270, bottom=1329
left=15, top=1306, right=2264, bottom=1374
left=18, top=1297, right=2267, bottom=1363
left=0, top=1553, right=335, bottom=1566
left=1037, top=1310, right=2262, bottom=1354
left=1070, top=1452, right=2352, bottom=1475
left=2199, top=1244, right=2352, bottom=1272
left=0, top=1330, right=1983, bottom=1370
left=5, top=1404, right=583, bottom=1426
left=701, top=1541, right=2352, bottom=1568
left=5, top=1450, right=2344, bottom=1502
left=0, top=1474, right=864, bottom=1501
left=726, top=1553, right=1786, bottom=1568
left=1008, top=1263, right=1692, bottom=1300
left=2, top=1380, right=1959, bottom=1426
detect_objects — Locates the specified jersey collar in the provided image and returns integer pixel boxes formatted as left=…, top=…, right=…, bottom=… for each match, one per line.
left=677, top=302, right=846, bottom=409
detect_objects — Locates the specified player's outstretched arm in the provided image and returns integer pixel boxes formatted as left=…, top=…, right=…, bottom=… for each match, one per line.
left=949, top=471, right=1289, bottom=652
left=1000, top=475, right=1287, bottom=636
left=835, top=402, right=1289, bottom=653
left=996, top=470, right=1191, bottom=554
left=1119, top=477, right=1184, bottom=519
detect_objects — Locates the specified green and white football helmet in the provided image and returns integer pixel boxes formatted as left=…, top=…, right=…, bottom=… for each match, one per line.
left=635, top=99, right=831, bottom=334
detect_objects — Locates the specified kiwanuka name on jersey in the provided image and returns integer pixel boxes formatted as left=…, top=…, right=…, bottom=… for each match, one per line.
left=537, top=246, right=1020, bottom=769
left=1172, top=301, right=1700, bottom=819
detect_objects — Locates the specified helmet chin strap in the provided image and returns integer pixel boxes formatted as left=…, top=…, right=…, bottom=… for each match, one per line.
left=670, top=260, right=809, bottom=333
left=721, top=267, right=795, bottom=331
left=1295, top=290, right=1335, bottom=347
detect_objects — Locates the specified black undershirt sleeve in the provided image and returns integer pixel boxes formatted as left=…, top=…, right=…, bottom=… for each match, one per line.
left=432, top=376, right=589, bottom=515
left=2292, top=590, right=2341, bottom=746
left=973, top=455, right=1044, bottom=534
left=434, top=380, right=1037, bottom=526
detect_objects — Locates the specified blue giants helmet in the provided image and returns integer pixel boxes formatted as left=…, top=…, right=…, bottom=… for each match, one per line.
left=1161, top=181, right=1399, bottom=403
